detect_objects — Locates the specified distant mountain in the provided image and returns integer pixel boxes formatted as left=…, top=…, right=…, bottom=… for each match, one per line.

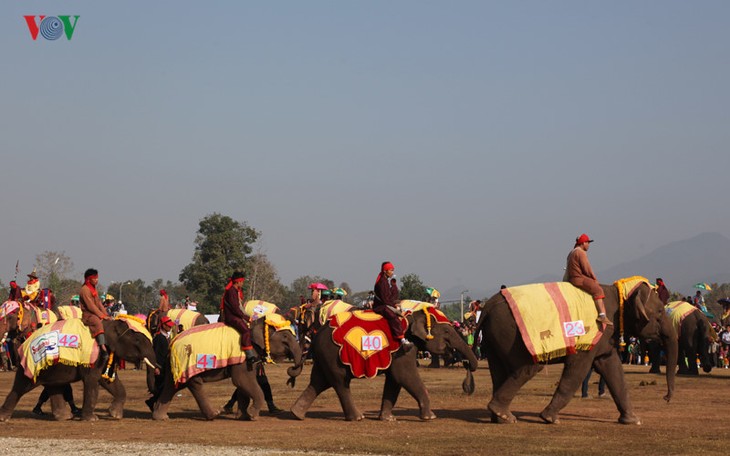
left=599, top=232, right=730, bottom=294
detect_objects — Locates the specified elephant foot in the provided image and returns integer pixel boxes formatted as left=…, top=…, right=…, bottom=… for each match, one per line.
left=53, top=411, right=73, bottom=421
left=81, top=413, right=99, bottom=422
left=378, top=412, right=396, bottom=422
left=0, top=413, right=11, bottom=423
left=420, top=411, right=437, bottom=421
left=488, top=402, right=516, bottom=424
left=618, top=413, right=641, bottom=425
left=539, top=410, right=560, bottom=424
left=152, top=411, right=169, bottom=421
left=290, top=403, right=308, bottom=421
left=345, top=412, right=365, bottom=421
left=203, top=410, right=219, bottom=421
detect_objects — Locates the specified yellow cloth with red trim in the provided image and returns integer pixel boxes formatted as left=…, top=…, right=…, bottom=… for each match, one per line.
left=329, top=310, right=407, bottom=379
left=400, top=301, right=451, bottom=323
left=399, top=300, right=428, bottom=314
left=264, top=313, right=295, bottom=335
left=0, top=300, right=20, bottom=319
left=167, top=309, right=203, bottom=331
left=665, top=301, right=698, bottom=337
left=169, top=323, right=247, bottom=386
left=115, top=314, right=152, bottom=342
left=56, top=305, right=83, bottom=320
left=501, top=282, right=602, bottom=363
left=243, top=300, right=279, bottom=321
left=319, top=300, right=353, bottom=325
left=34, top=306, right=57, bottom=326
left=19, top=319, right=99, bottom=382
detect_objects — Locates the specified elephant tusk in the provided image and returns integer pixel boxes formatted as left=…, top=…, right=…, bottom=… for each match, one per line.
left=143, top=357, right=156, bottom=369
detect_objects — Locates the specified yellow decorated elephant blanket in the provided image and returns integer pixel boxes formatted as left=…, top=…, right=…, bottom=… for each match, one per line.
left=319, top=300, right=353, bottom=325
left=166, top=309, right=203, bottom=332
left=665, top=301, right=698, bottom=337
left=501, top=282, right=603, bottom=363
left=169, top=323, right=247, bottom=387
left=19, top=319, right=100, bottom=381
left=56, top=305, right=83, bottom=320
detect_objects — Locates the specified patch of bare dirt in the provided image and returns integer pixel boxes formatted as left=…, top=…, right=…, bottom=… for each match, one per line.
left=0, top=361, right=727, bottom=455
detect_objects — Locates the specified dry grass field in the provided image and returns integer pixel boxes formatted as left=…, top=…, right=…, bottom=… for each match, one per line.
left=0, top=360, right=727, bottom=455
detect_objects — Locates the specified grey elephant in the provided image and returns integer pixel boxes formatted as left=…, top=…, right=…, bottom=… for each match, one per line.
left=290, top=307, right=477, bottom=421
left=475, top=279, right=678, bottom=425
left=151, top=317, right=303, bottom=420
left=0, top=319, right=158, bottom=422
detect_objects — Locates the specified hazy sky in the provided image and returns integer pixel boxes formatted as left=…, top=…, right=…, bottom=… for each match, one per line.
left=2, top=1, right=729, bottom=300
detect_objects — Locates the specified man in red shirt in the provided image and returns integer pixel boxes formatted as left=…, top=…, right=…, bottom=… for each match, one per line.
left=79, top=268, right=112, bottom=367
left=564, top=234, right=612, bottom=327
left=220, top=271, right=258, bottom=363
left=373, top=261, right=412, bottom=351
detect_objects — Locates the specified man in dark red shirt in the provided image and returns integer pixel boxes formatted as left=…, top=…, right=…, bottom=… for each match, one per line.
left=220, top=271, right=258, bottom=362
left=373, top=261, right=411, bottom=351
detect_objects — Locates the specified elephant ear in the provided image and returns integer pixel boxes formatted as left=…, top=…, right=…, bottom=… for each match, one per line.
left=631, top=284, right=651, bottom=323
left=408, top=312, right=428, bottom=342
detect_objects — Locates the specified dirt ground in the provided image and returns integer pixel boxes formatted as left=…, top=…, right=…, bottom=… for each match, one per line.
left=0, top=360, right=727, bottom=455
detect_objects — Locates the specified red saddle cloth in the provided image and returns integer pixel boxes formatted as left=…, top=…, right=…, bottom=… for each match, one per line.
left=329, top=310, right=408, bottom=379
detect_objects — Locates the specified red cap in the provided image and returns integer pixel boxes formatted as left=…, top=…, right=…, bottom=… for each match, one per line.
left=160, top=316, right=174, bottom=328
left=382, top=262, right=394, bottom=272
left=575, top=233, right=594, bottom=246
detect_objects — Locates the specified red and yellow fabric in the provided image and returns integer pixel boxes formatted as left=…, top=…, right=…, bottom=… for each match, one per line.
left=0, top=300, right=20, bottom=320
left=33, top=306, right=57, bottom=326
left=665, top=301, right=698, bottom=337
left=115, top=314, right=152, bottom=342
left=169, top=323, right=247, bottom=387
left=319, top=300, right=353, bottom=325
left=501, top=282, right=603, bottom=363
left=56, top=305, right=83, bottom=320
left=329, top=310, right=407, bottom=379
left=243, top=300, right=279, bottom=321
left=399, top=300, right=429, bottom=314
left=167, top=308, right=202, bottom=331
left=400, top=301, right=450, bottom=339
left=19, top=319, right=100, bottom=382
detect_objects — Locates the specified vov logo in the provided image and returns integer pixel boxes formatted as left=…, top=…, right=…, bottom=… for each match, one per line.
left=24, top=15, right=80, bottom=41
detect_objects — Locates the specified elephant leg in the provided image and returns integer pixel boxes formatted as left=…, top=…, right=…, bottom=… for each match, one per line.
left=540, top=354, right=594, bottom=424
left=379, top=372, right=401, bottom=421
left=186, top=376, right=218, bottom=420
left=291, top=361, right=334, bottom=420
left=231, top=368, right=264, bottom=421
left=99, top=378, right=126, bottom=419
left=80, top=371, right=102, bottom=421
left=48, top=390, right=72, bottom=421
left=592, top=351, right=641, bottom=424
left=385, top=354, right=435, bottom=421
left=488, top=358, right=541, bottom=424
left=0, top=370, right=37, bottom=422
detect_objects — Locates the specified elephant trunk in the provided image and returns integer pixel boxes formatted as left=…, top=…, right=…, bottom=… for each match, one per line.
left=447, top=330, right=478, bottom=395
left=286, top=336, right=304, bottom=388
left=660, top=315, right=678, bottom=402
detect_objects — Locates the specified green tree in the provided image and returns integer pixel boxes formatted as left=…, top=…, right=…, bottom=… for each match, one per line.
left=399, top=273, right=429, bottom=301
left=179, top=213, right=259, bottom=314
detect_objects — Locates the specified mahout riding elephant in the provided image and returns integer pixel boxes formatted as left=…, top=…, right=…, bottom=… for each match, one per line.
left=151, top=317, right=303, bottom=421
left=0, top=318, right=158, bottom=422
left=290, top=307, right=478, bottom=421
left=475, top=280, right=677, bottom=425
left=146, top=308, right=209, bottom=335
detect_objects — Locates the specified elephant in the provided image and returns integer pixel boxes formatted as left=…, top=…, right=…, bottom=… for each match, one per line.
left=0, top=319, right=159, bottom=422
left=474, top=280, right=678, bottom=425
left=151, top=317, right=303, bottom=421
left=674, top=306, right=715, bottom=375
left=146, top=308, right=209, bottom=335
left=290, top=308, right=478, bottom=421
